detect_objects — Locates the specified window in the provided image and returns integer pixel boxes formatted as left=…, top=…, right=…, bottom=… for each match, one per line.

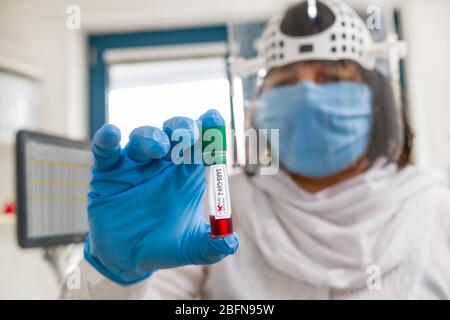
left=88, top=26, right=229, bottom=138
left=107, top=57, right=231, bottom=145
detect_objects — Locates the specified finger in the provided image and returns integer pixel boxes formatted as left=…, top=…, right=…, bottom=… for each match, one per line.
left=162, top=116, right=199, bottom=162
left=193, top=226, right=239, bottom=265
left=163, top=116, right=199, bottom=147
left=198, top=109, right=225, bottom=129
left=125, top=126, right=170, bottom=163
left=92, top=124, right=122, bottom=171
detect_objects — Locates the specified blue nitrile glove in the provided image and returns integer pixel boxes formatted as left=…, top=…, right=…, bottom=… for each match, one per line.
left=84, top=110, right=239, bottom=286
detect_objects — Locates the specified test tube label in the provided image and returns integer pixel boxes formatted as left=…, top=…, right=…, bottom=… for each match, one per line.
left=211, top=164, right=231, bottom=219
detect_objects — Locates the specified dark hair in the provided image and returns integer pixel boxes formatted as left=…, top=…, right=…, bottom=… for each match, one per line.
left=398, top=96, right=414, bottom=167
left=357, top=64, right=413, bottom=168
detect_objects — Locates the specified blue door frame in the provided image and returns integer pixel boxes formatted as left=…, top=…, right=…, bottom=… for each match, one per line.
left=88, top=25, right=228, bottom=138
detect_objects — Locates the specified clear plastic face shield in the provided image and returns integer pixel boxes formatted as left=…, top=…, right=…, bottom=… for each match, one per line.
left=228, top=0, right=407, bottom=177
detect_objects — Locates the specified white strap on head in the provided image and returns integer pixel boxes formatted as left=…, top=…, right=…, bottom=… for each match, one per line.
left=230, top=0, right=407, bottom=77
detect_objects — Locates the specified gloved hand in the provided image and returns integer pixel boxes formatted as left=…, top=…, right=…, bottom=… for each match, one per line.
left=84, top=110, right=239, bottom=286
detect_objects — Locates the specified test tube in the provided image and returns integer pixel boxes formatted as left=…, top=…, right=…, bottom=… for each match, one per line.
left=202, top=124, right=233, bottom=238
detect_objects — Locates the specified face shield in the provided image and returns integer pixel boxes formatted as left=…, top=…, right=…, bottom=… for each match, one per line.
left=228, top=0, right=407, bottom=177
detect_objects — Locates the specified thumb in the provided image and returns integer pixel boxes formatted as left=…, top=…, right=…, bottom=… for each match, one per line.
left=191, top=224, right=239, bottom=265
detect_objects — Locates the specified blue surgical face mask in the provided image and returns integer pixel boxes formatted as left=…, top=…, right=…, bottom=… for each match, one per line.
left=253, top=81, right=373, bottom=178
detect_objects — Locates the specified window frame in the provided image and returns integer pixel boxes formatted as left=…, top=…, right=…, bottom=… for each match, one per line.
left=88, top=25, right=229, bottom=138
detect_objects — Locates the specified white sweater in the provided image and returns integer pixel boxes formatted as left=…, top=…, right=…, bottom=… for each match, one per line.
left=62, top=161, right=450, bottom=299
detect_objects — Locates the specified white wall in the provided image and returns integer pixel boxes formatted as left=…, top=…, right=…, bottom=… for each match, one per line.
left=400, top=0, right=450, bottom=173
left=0, top=145, right=14, bottom=207
left=0, top=224, right=60, bottom=299
left=0, top=0, right=82, bottom=298
left=0, top=0, right=449, bottom=299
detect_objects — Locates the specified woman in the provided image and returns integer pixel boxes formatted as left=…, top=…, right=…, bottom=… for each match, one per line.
left=63, top=0, right=450, bottom=299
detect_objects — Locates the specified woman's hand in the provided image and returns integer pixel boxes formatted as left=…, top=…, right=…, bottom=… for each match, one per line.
left=84, top=110, right=239, bottom=286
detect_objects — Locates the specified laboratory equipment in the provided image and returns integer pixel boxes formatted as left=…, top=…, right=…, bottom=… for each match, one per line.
left=15, top=130, right=91, bottom=248
left=201, top=114, right=233, bottom=238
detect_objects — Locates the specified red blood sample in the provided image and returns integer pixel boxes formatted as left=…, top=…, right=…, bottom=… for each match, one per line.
left=210, top=215, right=233, bottom=238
